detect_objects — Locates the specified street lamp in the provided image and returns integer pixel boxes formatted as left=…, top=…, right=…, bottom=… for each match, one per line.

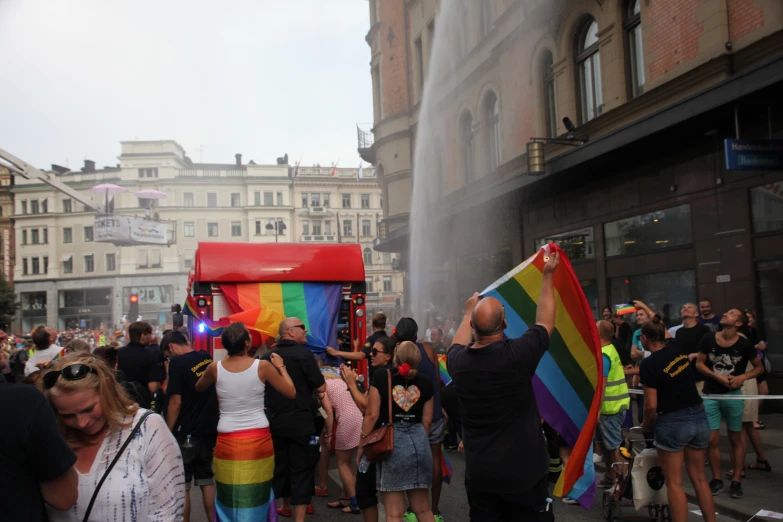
left=265, top=218, right=287, bottom=242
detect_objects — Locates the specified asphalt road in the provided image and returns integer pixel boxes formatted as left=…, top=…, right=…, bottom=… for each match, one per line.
left=189, top=449, right=741, bottom=522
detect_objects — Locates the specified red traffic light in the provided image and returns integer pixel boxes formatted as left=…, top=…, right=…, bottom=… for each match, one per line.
left=130, top=294, right=139, bottom=303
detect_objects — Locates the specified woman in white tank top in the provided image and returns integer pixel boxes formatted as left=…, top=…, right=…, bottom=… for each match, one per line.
left=196, top=323, right=295, bottom=522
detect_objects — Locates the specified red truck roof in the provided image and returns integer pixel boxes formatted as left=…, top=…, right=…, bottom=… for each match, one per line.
left=193, top=242, right=366, bottom=283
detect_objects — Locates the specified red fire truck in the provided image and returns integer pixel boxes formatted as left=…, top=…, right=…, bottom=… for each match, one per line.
left=187, top=242, right=367, bottom=365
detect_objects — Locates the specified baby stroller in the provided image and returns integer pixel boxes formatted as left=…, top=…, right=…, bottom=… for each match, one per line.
left=602, top=427, right=671, bottom=522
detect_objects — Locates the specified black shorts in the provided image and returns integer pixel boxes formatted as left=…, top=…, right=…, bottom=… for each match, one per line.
left=466, top=474, right=553, bottom=522
left=272, top=435, right=320, bottom=505
left=355, top=462, right=378, bottom=509
left=180, top=436, right=216, bottom=490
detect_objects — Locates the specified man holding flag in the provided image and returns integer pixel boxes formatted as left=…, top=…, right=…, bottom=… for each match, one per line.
left=447, top=252, right=559, bottom=522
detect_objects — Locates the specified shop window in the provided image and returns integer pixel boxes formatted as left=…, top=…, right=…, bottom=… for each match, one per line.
left=604, top=204, right=692, bottom=257
left=22, top=292, right=47, bottom=311
left=751, top=183, right=783, bottom=234
left=610, top=270, right=695, bottom=328
left=758, top=260, right=783, bottom=369
left=536, top=227, right=595, bottom=261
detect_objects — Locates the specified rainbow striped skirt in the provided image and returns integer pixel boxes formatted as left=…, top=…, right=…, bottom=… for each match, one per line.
left=214, top=428, right=277, bottom=522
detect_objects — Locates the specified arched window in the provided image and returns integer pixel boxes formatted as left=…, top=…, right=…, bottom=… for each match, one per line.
left=460, top=111, right=475, bottom=183
left=363, top=248, right=373, bottom=266
left=576, top=18, right=603, bottom=123
left=543, top=51, right=557, bottom=137
left=484, top=92, right=501, bottom=171
left=625, top=0, right=645, bottom=98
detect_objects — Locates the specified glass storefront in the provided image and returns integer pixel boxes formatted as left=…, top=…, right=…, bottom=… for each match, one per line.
left=758, top=260, right=783, bottom=370
left=58, top=288, right=113, bottom=330
left=604, top=204, right=692, bottom=257
left=122, top=285, right=173, bottom=304
left=536, top=227, right=595, bottom=262
left=580, top=279, right=599, bottom=320
left=609, top=270, right=695, bottom=328
left=751, top=183, right=783, bottom=234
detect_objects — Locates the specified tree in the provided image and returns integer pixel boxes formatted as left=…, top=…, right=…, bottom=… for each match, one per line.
left=0, top=274, right=19, bottom=331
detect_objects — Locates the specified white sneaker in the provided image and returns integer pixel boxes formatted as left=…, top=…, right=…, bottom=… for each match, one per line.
left=562, top=497, right=578, bottom=505
left=593, top=453, right=603, bottom=464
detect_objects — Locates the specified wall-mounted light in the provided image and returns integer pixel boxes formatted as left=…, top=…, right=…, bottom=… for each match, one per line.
left=526, top=117, right=588, bottom=176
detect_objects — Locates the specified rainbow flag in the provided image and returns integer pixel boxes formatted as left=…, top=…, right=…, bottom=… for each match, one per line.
left=441, top=448, right=453, bottom=484
left=214, top=428, right=276, bottom=521
left=183, top=294, right=230, bottom=335
left=615, top=303, right=636, bottom=316
left=437, top=354, right=451, bottom=386
left=479, top=243, right=603, bottom=508
left=219, top=283, right=341, bottom=353
left=51, top=348, right=68, bottom=361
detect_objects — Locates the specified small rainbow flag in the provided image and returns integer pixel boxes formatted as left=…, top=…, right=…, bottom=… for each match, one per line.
left=441, top=449, right=453, bottom=484
left=183, top=294, right=230, bottom=335
left=437, top=354, right=451, bottom=386
left=479, top=243, right=603, bottom=508
left=51, top=348, right=68, bottom=361
left=615, top=303, right=636, bottom=316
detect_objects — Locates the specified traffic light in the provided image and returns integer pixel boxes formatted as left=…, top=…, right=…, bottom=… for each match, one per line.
left=128, top=294, right=139, bottom=320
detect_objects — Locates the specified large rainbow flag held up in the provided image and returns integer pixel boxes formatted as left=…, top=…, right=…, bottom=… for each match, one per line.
left=480, top=243, right=603, bottom=508
left=184, top=283, right=342, bottom=353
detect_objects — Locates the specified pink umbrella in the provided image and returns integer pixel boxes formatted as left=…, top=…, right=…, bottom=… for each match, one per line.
left=135, top=189, right=168, bottom=199
left=90, top=183, right=126, bottom=213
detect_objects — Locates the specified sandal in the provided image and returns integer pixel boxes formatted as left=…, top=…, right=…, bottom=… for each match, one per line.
left=755, top=422, right=766, bottom=430
left=724, top=470, right=746, bottom=479
left=327, top=498, right=351, bottom=509
left=342, top=502, right=361, bottom=515
left=315, top=487, right=329, bottom=497
left=748, top=460, right=772, bottom=472
left=277, top=506, right=292, bottom=517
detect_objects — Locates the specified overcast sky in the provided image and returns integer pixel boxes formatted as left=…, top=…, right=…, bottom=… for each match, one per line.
left=0, top=0, right=373, bottom=170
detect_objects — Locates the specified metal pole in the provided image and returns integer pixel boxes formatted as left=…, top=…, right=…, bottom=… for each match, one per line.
left=734, top=104, right=741, bottom=139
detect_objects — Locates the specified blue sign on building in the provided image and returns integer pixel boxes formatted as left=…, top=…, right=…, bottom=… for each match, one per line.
left=724, top=139, right=783, bottom=171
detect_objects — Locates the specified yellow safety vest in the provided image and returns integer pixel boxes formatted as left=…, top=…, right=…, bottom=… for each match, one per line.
left=601, top=343, right=631, bottom=415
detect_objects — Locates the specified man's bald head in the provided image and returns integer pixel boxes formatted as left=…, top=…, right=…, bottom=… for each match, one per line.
left=279, top=317, right=307, bottom=344
left=597, top=320, right=614, bottom=344
left=471, top=297, right=506, bottom=337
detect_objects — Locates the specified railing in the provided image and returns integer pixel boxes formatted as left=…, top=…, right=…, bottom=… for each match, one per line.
left=178, top=169, right=245, bottom=178
left=357, top=123, right=374, bottom=149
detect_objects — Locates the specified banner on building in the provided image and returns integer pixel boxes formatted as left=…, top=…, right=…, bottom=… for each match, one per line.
left=724, top=139, right=783, bottom=171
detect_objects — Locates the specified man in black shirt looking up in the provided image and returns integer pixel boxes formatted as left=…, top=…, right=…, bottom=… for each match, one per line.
left=448, top=251, right=560, bottom=522
left=674, top=303, right=711, bottom=393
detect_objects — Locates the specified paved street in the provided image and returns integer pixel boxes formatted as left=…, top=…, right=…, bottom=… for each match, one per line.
left=189, top=448, right=751, bottom=522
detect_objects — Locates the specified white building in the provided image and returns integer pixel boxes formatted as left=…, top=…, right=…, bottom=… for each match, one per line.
left=13, top=140, right=293, bottom=331
left=292, top=166, right=404, bottom=317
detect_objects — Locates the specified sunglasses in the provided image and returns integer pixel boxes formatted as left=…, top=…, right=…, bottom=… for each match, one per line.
left=371, top=349, right=388, bottom=356
left=289, top=324, right=307, bottom=331
left=43, top=364, right=98, bottom=390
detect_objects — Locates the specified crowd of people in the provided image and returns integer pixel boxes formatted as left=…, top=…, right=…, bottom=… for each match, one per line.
left=0, top=251, right=775, bottom=522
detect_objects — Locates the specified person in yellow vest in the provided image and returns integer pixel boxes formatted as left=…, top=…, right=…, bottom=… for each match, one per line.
left=596, top=320, right=631, bottom=489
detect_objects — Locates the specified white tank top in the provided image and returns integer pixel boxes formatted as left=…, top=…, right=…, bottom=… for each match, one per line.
left=215, top=359, right=269, bottom=433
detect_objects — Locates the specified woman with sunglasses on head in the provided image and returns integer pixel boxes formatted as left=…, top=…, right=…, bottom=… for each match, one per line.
left=195, top=322, right=296, bottom=521
left=39, top=352, right=185, bottom=521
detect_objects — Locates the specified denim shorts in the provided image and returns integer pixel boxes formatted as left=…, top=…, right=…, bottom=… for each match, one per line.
left=376, top=423, right=433, bottom=492
left=704, top=389, right=744, bottom=432
left=598, top=406, right=627, bottom=450
left=654, top=406, right=709, bottom=452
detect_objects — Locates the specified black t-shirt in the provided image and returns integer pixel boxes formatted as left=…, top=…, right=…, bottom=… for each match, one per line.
left=447, top=325, right=550, bottom=493
left=146, top=344, right=167, bottom=383
left=0, top=384, right=77, bottom=522
left=698, top=333, right=757, bottom=394
left=639, top=339, right=702, bottom=414
left=371, top=369, right=434, bottom=425
left=675, top=324, right=711, bottom=383
left=262, top=340, right=326, bottom=437
left=117, top=342, right=160, bottom=387
left=167, top=350, right=219, bottom=441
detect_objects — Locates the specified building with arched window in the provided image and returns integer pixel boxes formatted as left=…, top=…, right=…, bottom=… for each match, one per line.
left=361, top=1, right=783, bottom=400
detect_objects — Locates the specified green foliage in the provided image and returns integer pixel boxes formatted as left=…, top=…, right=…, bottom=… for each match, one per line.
left=0, top=274, right=19, bottom=329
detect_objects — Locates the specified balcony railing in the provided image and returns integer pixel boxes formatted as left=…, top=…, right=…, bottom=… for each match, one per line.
left=357, top=123, right=376, bottom=164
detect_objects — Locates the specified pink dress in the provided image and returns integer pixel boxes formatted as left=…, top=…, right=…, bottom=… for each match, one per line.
left=325, top=378, right=363, bottom=450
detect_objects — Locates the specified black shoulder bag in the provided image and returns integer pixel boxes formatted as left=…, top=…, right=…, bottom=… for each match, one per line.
left=82, top=411, right=154, bottom=522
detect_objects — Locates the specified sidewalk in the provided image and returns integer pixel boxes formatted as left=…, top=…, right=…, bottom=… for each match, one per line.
left=601, top=414, right=783, bottom=521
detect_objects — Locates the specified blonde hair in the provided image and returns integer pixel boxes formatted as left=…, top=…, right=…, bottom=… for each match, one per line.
left=394, top=341, right=421, bottom=381
left=40, top=352, right=138, bottom=448
left=65, top=339, right=90, bottom=354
